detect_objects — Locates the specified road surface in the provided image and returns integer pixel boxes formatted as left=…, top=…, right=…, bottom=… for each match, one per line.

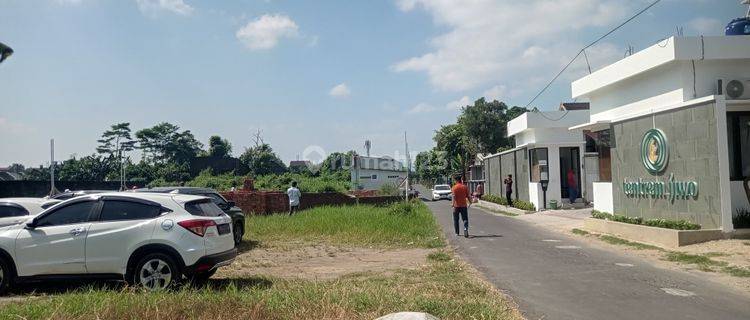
left=420, top=192, right=750, bottom=320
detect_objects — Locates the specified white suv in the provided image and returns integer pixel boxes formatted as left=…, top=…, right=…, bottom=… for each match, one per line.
left=0, top=192, right=237, bottom=294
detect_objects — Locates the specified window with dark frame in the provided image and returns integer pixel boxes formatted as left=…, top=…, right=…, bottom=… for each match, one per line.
left=728, top=112, right=750, bottom=181
left=99, top=200, right=161, bottom=221
left=529, top=148, right=548, bottom=182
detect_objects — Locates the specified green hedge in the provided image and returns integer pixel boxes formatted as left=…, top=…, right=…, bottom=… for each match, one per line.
left=590, top=210, right=700, bottom=230
left=481, top=194, right=536, bottom=211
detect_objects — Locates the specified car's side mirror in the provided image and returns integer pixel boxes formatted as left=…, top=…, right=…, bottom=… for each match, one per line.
left=227, top=201, right=235, bottom=208
left=25, top=220, right=36, bottom=230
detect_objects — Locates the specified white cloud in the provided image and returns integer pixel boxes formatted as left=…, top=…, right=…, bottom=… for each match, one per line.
left=687, top=17, right=722, bottom=36
left=392, top=0, right=632, bottom=92
left=329, top=83, right=351, bottom=98
left=236, top=14, right=299, bottom=50
left=0, top=117, right=35, bottom=135
left=135, top=0, right=194, bottom=16
left=483, top=85, right=507, bottom=101
left=445, top=96, right=471, bottom=111
left=406, top=103, right=436, bottom=114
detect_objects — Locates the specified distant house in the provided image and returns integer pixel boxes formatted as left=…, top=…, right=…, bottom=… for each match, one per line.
left=289, top=160, right=312, bottom=172
left=350, top=155, right=407, bottom=191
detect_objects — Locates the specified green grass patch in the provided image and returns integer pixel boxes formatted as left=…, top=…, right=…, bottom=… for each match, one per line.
left=427, top=251, right=452, bottom=262
left=0, top=260, right=519, bottom=320
left=247, top=201, right=444, bottom=249
left=663, top=252, right=728, bottom=271
left=571, top=228, right=590, bottom=236
left=722, top=266, right=750, bottom=277
left=590, top=210, right=700, bottom=230
left=599, top=235, right=663, bottom=251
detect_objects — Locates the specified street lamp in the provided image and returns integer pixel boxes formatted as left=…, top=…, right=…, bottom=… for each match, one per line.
left=0, top=42, right=13, bottom=64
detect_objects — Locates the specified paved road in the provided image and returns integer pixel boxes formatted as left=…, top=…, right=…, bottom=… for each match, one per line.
left=420, top=193, right=750, bottom=320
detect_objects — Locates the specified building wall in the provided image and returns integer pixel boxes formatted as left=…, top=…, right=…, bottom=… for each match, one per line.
left=485, top=155, right=502, bottom=196
left=484, top=148, right=529, bottom=201
left=351, top=168, right=407, bottom=191
left=610, top=102, right=722, bottom=229
left=593, top=182, right=614, bottom=213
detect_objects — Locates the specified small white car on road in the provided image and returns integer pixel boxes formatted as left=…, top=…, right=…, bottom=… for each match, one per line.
left=0, top=192, right=237, bottom=294
left=431, top=184, right=453, bottom=201
left=0, top=198, right=61, bottom=228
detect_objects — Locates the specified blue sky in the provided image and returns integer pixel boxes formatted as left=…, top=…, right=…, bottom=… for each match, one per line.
left=0, top=0, right=744, bottom=167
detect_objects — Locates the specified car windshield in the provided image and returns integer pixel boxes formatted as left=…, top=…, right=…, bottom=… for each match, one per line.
left=434, top=185, right=450, bottom=191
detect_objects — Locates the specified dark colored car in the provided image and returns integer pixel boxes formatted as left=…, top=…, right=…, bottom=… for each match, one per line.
left=133, top=187, right=246, bottom=245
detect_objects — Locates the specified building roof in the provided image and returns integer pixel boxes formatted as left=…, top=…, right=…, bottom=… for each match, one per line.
left=559, top=102, right=589, bottom=111
left=572, top=35, right=750, bottom=99
left=354, top=156, right=406, bottom=172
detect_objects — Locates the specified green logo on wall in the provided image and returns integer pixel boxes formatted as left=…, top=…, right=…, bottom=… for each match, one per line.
left=640, top=128, right=668, bottom=175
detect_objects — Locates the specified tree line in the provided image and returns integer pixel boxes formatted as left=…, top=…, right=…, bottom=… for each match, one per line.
left=10, top=122, right=354, bottom=185
left=414, top=97, right=527, bottom=184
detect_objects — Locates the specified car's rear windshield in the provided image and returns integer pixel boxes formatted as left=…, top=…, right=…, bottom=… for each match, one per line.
left=184, top=199, right=224, bottom=217
left=435, top=185, right=450, bottom=190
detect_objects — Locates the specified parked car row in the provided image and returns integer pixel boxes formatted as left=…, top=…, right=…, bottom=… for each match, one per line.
left=0, top=187, right=246, bottom=295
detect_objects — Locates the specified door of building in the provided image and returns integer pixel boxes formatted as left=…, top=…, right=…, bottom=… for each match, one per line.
left=560, top=147, right=581, bottom=200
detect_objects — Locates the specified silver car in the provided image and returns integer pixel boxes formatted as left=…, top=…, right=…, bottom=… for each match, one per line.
left=0, top=198, right=61, bottom=227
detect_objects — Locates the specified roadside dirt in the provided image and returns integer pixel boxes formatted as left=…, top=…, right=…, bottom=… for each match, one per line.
left=217, top=243, right=435, bottom=280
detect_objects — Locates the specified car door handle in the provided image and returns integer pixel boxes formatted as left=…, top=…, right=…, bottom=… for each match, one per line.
left=69, top=227, right=85, bottom=236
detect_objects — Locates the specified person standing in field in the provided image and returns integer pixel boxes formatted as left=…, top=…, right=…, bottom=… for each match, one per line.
left=503, top=174, right=513, bottom=205
left=567, top=169, right=578, bottom=204
left=287, top=181, right=302, bottom=216
left=452, top=176, right=472, bottom=238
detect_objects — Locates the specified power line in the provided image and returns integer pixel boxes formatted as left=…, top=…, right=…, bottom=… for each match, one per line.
left=525, top=0, right=662, bottom=109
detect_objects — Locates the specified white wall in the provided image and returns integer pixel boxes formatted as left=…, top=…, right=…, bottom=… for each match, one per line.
left=593, top=182, right=614, bottom=213
left=529, top=182, right=541, bottom=211
left=351, top=169, right=407, bottom=191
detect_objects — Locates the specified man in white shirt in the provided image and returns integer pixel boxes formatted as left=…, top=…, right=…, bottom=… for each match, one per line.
left=287, top=181, right=302, bottom=216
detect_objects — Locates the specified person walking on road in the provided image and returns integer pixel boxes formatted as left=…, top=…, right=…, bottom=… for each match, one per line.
left=503, top=174, right=513, bottom=206
left=287, top=181, right=302, bottom=216
left=452, top=176, right=472, bottom=238
left=567, top=169, right=578, bottom=204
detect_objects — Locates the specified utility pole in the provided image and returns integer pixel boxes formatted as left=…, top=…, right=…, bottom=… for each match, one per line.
left=49, top=139, right=58, bottom=196
left=404, top=131, right=410, bottom=202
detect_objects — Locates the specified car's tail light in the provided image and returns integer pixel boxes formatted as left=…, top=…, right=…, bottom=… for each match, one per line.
left=178, top=219, right=217, bottom=237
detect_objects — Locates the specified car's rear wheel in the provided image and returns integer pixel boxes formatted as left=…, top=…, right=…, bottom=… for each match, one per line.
left=233, top=222, right=244, bottom=245
left=133, top=253, right=180, bottom=291
left=0, top=257, right=11, bottom=295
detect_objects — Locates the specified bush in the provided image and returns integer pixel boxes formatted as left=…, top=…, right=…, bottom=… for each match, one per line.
left=379, top=183, right=400, bottom=196
left=387, top=200, right=421, bottom=216
left=511, top=200, right=535, bottom=211
left=591, top=210, right=701, bottom=230
left=481, top=194, right=508, bottom=206
left=254, top=172, right=349, bottom=193
left=643, top=218, right=700, bottom=230
left=733, top=208, right=750, bottom=229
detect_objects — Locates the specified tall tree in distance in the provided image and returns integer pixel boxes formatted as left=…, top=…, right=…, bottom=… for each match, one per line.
left=457, top=98, right=527, bottom=154
left=207, top=135, right=233, bottom=158
left=136, top=122, right=204, bottom=164
left=240, top=130, right=287, bottom=176
left=97, top=123, right=136, bottom=159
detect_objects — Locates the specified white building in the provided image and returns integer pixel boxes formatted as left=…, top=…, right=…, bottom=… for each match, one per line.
left=350, top=155, right=408, bottom=191
left=483, top=109, right=590, bottom=211
left=570, top=35, right=750, bottom=232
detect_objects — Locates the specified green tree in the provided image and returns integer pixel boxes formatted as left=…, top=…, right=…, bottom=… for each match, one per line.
left=414, top=149, right=448, bottom=184
left=58, top=155, right=111, bottom=181
left=433, top=123, right=473, bottom=179
left=136, top=122, right=204, bottom=165
left=320, top=151, right=356, bottom=174
left=207, top=135, right=232, bottom=158
left=239, top=144, right=287, bottom=176
left=457, top=98, right=527, bottom=154
left=97, top=123, right=136, bottom=159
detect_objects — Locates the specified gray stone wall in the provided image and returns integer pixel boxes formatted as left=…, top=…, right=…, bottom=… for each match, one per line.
left=485, top=156, right=502, bottom=196
left=610, top=102, right=722, bottom=229
left=515, top=149, right=529, bottom=201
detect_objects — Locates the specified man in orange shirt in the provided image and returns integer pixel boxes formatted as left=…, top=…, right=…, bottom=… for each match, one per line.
left=452, top=175, right=472, bottom=238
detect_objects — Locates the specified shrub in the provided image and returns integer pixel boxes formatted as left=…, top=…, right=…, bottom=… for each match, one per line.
left=379, top=183, right=400, bottom=196
left=387, top=200, right=420, bottom=216
left=733, top=208, right=750, bottom=229
left=643, top=218, right=700, bottom=230
left=481, top=194, right=508, bottom=206
left=591, top=210, right=611, bottom=219
left=511, top=200, right=535, bottom=211
left=591, top=210, right=701, bottom=230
